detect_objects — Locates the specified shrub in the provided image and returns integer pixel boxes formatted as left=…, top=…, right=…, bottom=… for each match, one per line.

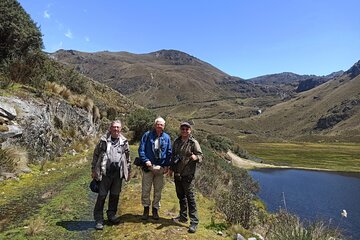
left=0, top=0, right=45, bottom=88
left=0, top=146, right=28, bottom=173
left=195, top=146, right=259, bottom=229
left=26, top=216, right=46, bottom=236
left=127, top=108, right=156, bottom=142
left=0, top=0, right=43, bottom=64
left=206, top=135, right=233, bottom=152
left=264, top=210, right=343, bottom=240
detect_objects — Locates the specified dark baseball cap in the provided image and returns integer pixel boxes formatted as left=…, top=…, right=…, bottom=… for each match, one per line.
left=180, top=121, right=191, bottom=128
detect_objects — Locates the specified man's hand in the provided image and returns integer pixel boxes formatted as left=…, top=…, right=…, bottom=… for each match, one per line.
left=167, top=169, right=173, bottom=177
left=91, top=171, right=97, bottom=179
left=145, top=161, right=152, bottom=167
left=163, top=166, right=169, bottom=174
left=190, top=154, right=197, bottom=161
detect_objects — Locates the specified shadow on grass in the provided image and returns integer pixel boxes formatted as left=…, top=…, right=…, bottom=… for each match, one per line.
left=120, top=213, right=185, bottom=229
left=56, top=214, right=184, bottom=232
left=56, top=220, right=95, bottom=231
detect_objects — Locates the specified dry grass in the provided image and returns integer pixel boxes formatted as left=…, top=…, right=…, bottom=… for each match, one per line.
left=0, top=124, right=9, bottom=132
left=82, top=96, right=94, bottom=112
left=59, top=88, right=72, bottom=100
left=93, top=105, right=100, bottom=122
left=46, top=81, right=98, bottom=113
left=0, top=146, right=28, bottom=172
left=264, top=211, right=343, bottom=240
left=26, top=216, right=46, bottom=236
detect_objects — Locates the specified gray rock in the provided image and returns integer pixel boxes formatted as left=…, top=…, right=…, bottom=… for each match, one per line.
left=235, top=233, right=246, bottom=240
left=18, top=166, right=32, bottom=174
left=0, top=116, right=9, bottom=124
left=0, top=102, right=17, bottom=120
left=0, top=124, right=23, bottom=139
left=1, top=172, right=17, bottom=179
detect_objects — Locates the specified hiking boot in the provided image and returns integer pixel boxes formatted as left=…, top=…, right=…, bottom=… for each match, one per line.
left=108, top=215, right=121, bottom=224
left=152, top=207, right=159, bottom=220
left=172, top=216, right=187, bottom=223
left=95, top=222, right=104, bottom=230
left=188, top=223, right=197, bottom=233
left=142, top=206, right=150, bottom=220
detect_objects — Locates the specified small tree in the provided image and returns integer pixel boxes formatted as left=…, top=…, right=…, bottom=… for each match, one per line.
left=0, top=0, right=43, bottom=63
left=0, top=0, right=44, bottom=87
left=127, top=109, right=156, bottom=141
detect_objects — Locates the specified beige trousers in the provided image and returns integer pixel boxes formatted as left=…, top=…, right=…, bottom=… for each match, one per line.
left=141, top=166, right=164, bottom=209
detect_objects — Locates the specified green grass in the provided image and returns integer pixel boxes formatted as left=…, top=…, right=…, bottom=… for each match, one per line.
left=0, top=145, right=236, bottom=240
left=240, top=142, right=360, bottom=172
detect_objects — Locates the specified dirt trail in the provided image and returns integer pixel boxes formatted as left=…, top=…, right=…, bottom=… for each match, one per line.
left=226, top=150, right=289, bottom=169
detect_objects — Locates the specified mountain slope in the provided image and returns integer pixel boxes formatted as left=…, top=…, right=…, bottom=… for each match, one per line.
left=51, top=49, right=284, bottom=108
left=248, top=71, right=344, bottom=93
left=242, top=65, right=360, bottom=141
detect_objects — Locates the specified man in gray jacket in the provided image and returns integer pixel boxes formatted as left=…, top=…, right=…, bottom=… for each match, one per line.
left=91, top=120, right=131, bottom=230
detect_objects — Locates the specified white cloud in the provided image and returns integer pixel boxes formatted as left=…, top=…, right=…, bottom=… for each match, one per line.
left=65, top=29, right=73, bottom=39
left=44, top=10, right=50, bottom=19
left=58, top=41, right=63, bottom=48
left=85, top=37, right=90, bottom=42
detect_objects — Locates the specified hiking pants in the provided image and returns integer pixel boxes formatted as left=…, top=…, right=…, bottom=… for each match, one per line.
left=141, top=167, right=164, bottom=209
left=175, top=176, right=199, bottom=225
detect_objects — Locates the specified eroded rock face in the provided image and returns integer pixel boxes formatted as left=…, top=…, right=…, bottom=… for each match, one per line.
left=0, top=96, right=97, bottom=163
left=345, top=60, right=360, bottom=79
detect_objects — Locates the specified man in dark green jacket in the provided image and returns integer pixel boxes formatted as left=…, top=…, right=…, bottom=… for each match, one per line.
left=170, top=121, right=203, bottom=233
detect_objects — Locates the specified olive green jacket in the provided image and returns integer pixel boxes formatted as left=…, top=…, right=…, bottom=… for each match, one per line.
left=171, top=135, right=203, bottom=178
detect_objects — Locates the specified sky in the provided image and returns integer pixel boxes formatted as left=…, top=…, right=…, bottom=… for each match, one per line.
left=18, top=0, right=360, bottom=79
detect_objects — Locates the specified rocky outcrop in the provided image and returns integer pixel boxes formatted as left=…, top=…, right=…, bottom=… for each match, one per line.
left=152, top=49, right=198, bottom=65
left=345, top=60, right=360, bottom=79
left=315, top=99, right=360, bottom=130
left=296, top=78, right=327, bottom=92
left=0, top=95, right=97, bottom=164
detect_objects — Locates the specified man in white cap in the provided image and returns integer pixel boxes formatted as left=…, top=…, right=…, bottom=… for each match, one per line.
left=138, top=117, right=172, bottom=220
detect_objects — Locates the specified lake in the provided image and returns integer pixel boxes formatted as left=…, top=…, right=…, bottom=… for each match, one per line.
left=250, top=169, right=360, bottom=239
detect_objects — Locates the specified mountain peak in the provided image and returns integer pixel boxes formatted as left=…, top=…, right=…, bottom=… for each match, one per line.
left=150, top=49, right=198, bottom=65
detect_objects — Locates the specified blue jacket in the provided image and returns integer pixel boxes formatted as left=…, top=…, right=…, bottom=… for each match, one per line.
left=138, top=130, right=172, bottom=166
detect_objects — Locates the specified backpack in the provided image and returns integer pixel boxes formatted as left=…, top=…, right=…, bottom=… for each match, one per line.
left=133, top=131, right=150, bottom=167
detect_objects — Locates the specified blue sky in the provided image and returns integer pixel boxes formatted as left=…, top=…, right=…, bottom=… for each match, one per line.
left=18, top=0, right=360, bottom=79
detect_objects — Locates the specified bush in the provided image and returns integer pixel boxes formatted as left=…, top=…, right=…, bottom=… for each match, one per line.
left=127, top=108, right=156, bottom=141
left=264, top=210, right=343, bottom=240
left=206, top=135, right=233, bottom=152
left=0, top=146, right=28, bottom=173
left=0, top=0, right=45, bottom=87
left=195, top=146, right=259, bottom=229
left=0, top=0, right=43, bottom=64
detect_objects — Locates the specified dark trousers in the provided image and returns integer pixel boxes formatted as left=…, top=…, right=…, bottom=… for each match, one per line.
left=93, top=170, right=122, bottom=223
left=175, top=176, right=199, bottom=225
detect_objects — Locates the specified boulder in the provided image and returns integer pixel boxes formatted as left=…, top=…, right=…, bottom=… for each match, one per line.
left=0, top=124, right=23, bottom=139
left=0, top=95, right=97, bottom=164
left=0, top=102, right=17, bottom=120
left=235, top=233, right=246, bottom=240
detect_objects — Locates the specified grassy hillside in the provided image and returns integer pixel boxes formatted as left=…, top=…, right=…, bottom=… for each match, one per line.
left=242, top=72, right=360, bottom=141
left=51, top=49, right=286, bottom=109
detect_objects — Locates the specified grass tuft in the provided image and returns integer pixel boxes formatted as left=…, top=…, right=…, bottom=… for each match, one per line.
left=26, top=216, right=46, bottom=236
